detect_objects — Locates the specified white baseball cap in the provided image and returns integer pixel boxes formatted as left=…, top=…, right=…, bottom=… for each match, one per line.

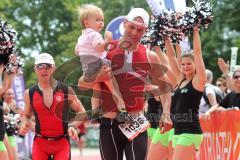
left=125, top=8, right=150, bottom=28
left=34, top=53, right=55, bottom=65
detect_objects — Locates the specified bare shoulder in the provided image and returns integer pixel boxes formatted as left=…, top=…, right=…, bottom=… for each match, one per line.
left=68, top=86, right=76, bottom=95
left=146, top=49, right=158, bottom=58
left=23, top=89, right=31, bottom=110
left=24, top=89, right=31, bottom=104
left=146, top=49, right=160, bottom=63
left=24, top=89, right=30, bottom=97
left=67, top=86, right=78, bottom=101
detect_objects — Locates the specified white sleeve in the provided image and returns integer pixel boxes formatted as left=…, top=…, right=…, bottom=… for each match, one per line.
left=91, top=31, right=104, bottom=48
left=205, top=86, right=215, bottom=96
left=75, top=36, right=82, bottom=56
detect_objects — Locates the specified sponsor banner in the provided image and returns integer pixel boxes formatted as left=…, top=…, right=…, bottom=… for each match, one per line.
left=12, top=75, right=25, bottom=110
left=198, top=110, right=240, bottom=160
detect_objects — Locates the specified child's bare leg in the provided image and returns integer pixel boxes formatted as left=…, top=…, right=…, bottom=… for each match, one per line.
left=91, top=83, right=102, bottom=122
left=89, top=62, right=132, bottom=123
left=104, top=76, right=133, bottom=123
left=104, top=76, right=126, bottom=110
left=92, top=83, right=101, bottom=110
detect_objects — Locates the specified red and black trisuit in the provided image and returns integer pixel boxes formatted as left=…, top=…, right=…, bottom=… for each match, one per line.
left=29, top=82, right=72, bottom=160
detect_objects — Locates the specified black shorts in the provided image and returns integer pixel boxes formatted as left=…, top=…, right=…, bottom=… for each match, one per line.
left=78, top=133, right=85, bottom=139
left=0, top=108, right=5, bottom=141
left=99, top=117, right=148, bottom=160
left=82, top=58, right=111, bottom=82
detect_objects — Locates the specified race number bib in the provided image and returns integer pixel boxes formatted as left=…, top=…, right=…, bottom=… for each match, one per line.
left=118, top=113, right=150, bottom=141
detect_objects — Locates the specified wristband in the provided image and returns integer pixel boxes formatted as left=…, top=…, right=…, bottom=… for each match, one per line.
left=68, top=124, right=76, bottom=129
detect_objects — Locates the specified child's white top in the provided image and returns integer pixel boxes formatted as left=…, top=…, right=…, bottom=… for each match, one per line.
left=75, top=28, right=106, bottom=59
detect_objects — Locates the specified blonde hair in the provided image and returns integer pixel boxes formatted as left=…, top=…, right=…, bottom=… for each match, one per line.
left=180, top=50, right=194, bottom=60
left=77, top=4, right=103, bottom=28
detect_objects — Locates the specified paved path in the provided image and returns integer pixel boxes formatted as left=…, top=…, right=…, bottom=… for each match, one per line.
left=71, top=147, right=101, bottom=160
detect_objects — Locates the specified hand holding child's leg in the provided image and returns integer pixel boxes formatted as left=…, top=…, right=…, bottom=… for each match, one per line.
left=104, top=77, right=134, bottom=123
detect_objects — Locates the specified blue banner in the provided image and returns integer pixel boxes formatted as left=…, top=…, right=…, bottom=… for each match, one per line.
left=12, top=75, right=25, bottom=110
left=105, top=16, right=125, bottom=40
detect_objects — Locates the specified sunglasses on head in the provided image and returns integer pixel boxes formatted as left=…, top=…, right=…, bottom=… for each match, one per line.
left=233, top=75, right=240, bottom=79
left=35, top=63, right=53, bottom=69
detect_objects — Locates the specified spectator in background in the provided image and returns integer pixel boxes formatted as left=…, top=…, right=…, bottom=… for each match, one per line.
left=215, top=77, right=229, bottom=96
left=218, top=67, right=240, bottom=109
left=217, top=58, right=234, bottom=91
left=204, top=61, right=240, bottom=115
left=199, top=69, right=224, bottom=114
left=3, top=88, right=20, bottom=160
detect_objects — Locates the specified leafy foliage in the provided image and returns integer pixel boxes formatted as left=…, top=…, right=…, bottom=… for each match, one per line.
left=0, top=0, right=239, bottom=88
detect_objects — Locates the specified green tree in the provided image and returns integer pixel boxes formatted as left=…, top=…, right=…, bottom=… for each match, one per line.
left=1, top=0, right=74, bottom=87
left=1, top=0, right=240, bottom=86
left=0, top=0, right=73, bottom=55
left=200, top=0, right=240, bottom=80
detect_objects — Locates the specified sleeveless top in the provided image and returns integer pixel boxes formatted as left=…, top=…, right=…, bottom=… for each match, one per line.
left=0, top=100, right=5, bottom=140
left=172, top=80, right=203, bottom=134
left=146, top=96, right=162, bottom=128
left=29, top=82, right=70, bottom=137
left=101, top=40, right=151, bottom=112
